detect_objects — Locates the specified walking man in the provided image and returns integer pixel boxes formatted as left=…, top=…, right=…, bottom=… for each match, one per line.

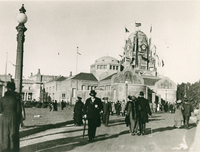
left=182, top=98, right=193, bottom=129
left=102, top=97, right=111, bottom=126
left=137, top=91, right=152, bottom=135
left=83, top=90, right=103, bottom=142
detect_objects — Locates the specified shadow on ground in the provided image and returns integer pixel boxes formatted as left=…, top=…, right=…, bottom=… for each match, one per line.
left=20, top=130, right=130, bottom=152
left=20, top=120, right=74, bottom=138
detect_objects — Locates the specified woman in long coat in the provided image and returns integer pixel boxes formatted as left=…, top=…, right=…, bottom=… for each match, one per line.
left=174, top=100, right=184, bottom=128
left=73, top=97, right=84, bottom=126
left=0, top=82, right=21, bottom=152
left=126, top=95, right=140, bottom=135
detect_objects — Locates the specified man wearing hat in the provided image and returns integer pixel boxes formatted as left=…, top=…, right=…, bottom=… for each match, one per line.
left=0, top=81, right=22, bottom=152
left=102, top=97, right=111, bottom=127
left=83, top=90, right=103, bottom=142
left=182, top=98, right=193, bottom=129
left=137, top=91, right=152, bottom=135
left=73, top=96, right=84, bottom=126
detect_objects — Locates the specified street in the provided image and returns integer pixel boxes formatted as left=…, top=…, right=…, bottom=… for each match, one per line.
left=20, top=113, right=197, bottom=152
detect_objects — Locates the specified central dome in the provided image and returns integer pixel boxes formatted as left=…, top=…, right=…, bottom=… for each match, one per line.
left=95, top=56, right=119, bottom=64
left=128, top=30, right=148, bottom=45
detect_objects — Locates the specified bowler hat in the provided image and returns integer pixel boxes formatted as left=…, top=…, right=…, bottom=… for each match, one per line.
left=103, top=97, right=108, bottom=100
left=128, top=95, right=132, bottom=100
left=89, top=90, right=96, bottom=96
left=6, top=81, right=16, bottom=90
left=139, top=91, right=144, bottom=96
left=77, top=96, right=82, bottom=100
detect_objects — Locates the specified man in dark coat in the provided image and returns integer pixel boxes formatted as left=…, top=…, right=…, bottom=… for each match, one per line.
left=0, top=81, right=22, bottom=152
left=54, top=100, right=58, bottom=111
left=83, top=90, right=103, bottom=142
left=115, top=100, right=121, bottom=116
left=102, top=97, right=111, bottom=127
left=137, top=91, right=152, bottom=135
left=73, top=97, right=84, bottom=126
left=182, top=98, right=193, bottom=129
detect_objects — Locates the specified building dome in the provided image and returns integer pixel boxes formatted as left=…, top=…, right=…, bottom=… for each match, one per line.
left=95, top=56, right=119, bottom=64
left=128, top=30, right=148, bottom=45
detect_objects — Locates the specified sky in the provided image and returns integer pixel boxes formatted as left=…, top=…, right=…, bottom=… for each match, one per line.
left=0, top=0, right=200, bottom=84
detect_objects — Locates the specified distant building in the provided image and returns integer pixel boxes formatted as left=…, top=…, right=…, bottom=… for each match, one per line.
left=0, top=29, right=177, bottom=105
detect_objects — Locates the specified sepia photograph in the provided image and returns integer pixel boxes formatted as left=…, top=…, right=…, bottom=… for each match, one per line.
left=0, top=0, right=200, bottom=151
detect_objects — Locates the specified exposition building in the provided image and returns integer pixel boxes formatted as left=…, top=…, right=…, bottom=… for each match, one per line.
left=0, top=30, right=177, bottom=105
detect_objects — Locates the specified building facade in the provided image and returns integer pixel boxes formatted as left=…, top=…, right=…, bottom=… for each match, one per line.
left=0, top=30, right=177, bottom=105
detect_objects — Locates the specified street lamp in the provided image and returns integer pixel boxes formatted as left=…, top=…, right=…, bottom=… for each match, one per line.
left=15, top=4, right=27, bottom=94
left=125, top=80, right=128, bottom=103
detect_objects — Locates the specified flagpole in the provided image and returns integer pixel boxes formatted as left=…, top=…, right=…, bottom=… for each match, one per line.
left=3, top=52, right=8, bottom=95
left=147, top=25, right=152, bottom=70
left=76, top=47, right=78, bottom=74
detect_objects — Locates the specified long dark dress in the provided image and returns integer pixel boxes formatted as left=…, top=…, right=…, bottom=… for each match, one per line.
left=0, top=90, right=21, bottom=152
left=74, top=100, right=84, bottom=126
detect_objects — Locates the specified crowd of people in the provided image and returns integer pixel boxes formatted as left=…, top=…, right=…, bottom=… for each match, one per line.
left=72, top=90, right=153, bottom=142
left=0, top=81, right=195, bottom=151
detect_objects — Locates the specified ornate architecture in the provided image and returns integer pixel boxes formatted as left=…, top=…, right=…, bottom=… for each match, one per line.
left=0, top=29, right=177, bottom=105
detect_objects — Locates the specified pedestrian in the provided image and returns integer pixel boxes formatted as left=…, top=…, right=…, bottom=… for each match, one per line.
left=83, top=90, right=103, bottom=142
left=137, top=91, right=152, bottom=135
left=115, top=100, right=121, bottom=116
left=111, top=102, right=116, bottom=115
left=49, top=102, right=54, bottom=111
left=102, top=97, right=111, bottom=127
left=174, top=100, right=184, bottom=128
left=73, top=97, right=84, bottom=126
left=121, top=100, right=126, bottom=117
left=61, top=100, right=64, bottom=110
left=0, top=81, right=22, bottom=152
left=54, top=100, right=58, bottom=111
left=182, top=98, right=193, bottom=129
left=153, top=102, right=157, bottom=113
left=126, top=95, right=140, bottom=135
left=20, top=100, right=26, bottom=128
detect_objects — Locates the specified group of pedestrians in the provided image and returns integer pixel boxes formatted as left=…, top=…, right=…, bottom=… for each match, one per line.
left=125, top=91, right=152, bottom=136
left=174, top=99, right=193, bottom=129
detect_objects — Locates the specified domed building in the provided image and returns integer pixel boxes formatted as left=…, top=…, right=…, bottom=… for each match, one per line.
left=90, top=56, right=120, bottom=80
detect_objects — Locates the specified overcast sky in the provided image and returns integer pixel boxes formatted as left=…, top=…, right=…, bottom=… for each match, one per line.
left=0, top=1, right=200, bottom=84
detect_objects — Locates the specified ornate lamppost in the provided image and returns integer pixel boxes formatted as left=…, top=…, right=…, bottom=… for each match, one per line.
left=15, top=4, right=27, bottom=94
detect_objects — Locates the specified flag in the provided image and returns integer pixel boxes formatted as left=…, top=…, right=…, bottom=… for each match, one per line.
left=77, top=51, right=81, bottom=55
left=141, top=55, right=149, bottom=62
left=125, top=27, right=129, bottom=33
left=150, top=25, right=152, bottom=33
left=58, top=52, right=60, bottom=55
left=130, top=57, right=135, bottom=65
left=162, top=60, right=164, bottom=67
left=119, top=54, right=123, bottom=57
left=135, top=23, right=141, bottom=27
left=135, top=33, right=139, bottom=67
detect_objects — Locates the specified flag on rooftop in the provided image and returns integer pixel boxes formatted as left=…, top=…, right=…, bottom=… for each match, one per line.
left=135, top=23, right=141, bottom=27
left=125, top=27, right=129, bottom=33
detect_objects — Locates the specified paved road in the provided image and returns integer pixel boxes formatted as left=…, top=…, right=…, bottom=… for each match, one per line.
left=20, top=113, right=197, bottom=152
